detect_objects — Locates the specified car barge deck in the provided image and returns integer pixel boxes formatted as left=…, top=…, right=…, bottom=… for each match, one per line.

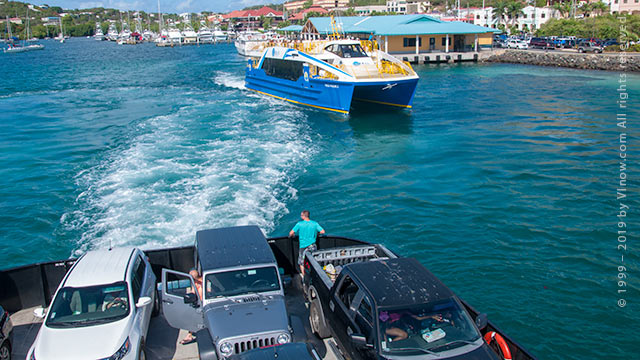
left=1, top=235, right=536, bottom=360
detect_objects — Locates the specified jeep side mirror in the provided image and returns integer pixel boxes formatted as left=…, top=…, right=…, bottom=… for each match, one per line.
left=350, top=334, right=370, bottom=348
left=184, top=292, right=198, bottom=306
left=475, top=313, right=488, bottom=330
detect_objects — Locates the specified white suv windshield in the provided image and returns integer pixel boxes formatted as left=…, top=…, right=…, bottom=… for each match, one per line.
left=379, top=298, right=480, bottom=355
left=205, top=266, right=280, bottom=298
left=46, top=282, right=130, bottom=328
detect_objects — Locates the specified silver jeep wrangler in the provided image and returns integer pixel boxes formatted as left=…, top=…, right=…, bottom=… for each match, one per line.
left=160, top=226, right=291, bottom=360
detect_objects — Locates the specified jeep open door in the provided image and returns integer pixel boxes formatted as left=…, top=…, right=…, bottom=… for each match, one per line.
left=161, top=269, right=204, bottom=333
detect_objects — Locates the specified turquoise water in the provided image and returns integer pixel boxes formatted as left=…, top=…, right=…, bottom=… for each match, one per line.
left=1, top=39, right=638, bottom=359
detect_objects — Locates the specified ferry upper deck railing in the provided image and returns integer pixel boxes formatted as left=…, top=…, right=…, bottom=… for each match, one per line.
left=249, top=40, right=416, bottom=80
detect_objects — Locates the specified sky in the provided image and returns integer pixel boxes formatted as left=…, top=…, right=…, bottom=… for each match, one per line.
left=35, top=0, right=286, bottom=14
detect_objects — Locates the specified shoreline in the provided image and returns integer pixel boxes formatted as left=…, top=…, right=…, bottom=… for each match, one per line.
left=481, top=49, right=639, bottom=72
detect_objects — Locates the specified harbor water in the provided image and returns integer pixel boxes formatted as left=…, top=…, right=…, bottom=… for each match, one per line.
left=0, top=39, right=638, bottom=359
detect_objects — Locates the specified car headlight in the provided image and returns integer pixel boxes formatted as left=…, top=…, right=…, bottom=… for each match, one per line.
left=277, top=333, right=290, bottom=344
left=99, top=337, right=131, bottom=360
left=220, top=342, right=234, bottom=356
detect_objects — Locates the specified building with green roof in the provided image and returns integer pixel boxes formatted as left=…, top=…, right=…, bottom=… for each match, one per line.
left=302, top=14, right=499, bottom=54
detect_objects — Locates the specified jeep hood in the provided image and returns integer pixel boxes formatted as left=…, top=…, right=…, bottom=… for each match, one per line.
left=204, top=295, right=289, bottom=340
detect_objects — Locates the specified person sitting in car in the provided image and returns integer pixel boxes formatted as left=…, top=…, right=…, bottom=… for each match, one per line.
left=380, top=311, right=445, bottom=341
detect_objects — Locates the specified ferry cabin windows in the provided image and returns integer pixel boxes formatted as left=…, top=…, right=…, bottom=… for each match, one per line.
left=441, top=37, right=451, bottom=46
left=261, top=57, right=303, bottom=82
left=403, top=37, right=422, bottom=47
left=325, top=44, right=368, bottom=58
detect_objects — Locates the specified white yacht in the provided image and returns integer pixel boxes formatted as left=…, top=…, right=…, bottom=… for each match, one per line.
left=94, top=22, right=105, bottom=41
left=213, top=26, right=227, bottom=42
left=182, top=23, right=198, bottom=44
left=107, top=23, right=119, bottom=41
left=234, top=31, right=268, bottom=56
left=167, top=21, right=182, bottom=45
left=197, top=22, right=213, bottom=44
left=119, top=22, right=131, bottom=42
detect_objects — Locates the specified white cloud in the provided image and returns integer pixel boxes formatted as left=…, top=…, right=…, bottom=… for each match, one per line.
left=176, top=0, right=192, bottom=11
left=79, top=2, right=106, bottom=8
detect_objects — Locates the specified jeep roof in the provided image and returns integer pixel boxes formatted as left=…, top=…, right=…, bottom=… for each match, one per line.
left=345, top=257, right=454, bottom=308
left=196, top=226, right=276, bottom=271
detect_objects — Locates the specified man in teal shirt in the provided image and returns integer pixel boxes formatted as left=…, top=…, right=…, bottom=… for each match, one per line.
left=289, top=210, right=325, bottom=277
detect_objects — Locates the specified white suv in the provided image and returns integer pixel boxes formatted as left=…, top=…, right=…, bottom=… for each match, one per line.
left=507, top=40, right=528, bottom=49
left=27, top=247, right=157, bottom=360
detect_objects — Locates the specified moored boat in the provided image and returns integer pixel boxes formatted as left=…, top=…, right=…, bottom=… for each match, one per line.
left=235, top=30, right=269, bottom=56
left=245, top=39, right=419, bottom=114
left=94, top=22, right=105, bottom=41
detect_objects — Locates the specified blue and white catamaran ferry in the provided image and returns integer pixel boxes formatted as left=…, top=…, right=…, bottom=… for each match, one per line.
left=245, top=37, right=419, bottom=114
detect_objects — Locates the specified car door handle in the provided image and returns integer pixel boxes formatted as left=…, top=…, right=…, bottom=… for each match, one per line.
left=162, top=299, right=174, bottom=304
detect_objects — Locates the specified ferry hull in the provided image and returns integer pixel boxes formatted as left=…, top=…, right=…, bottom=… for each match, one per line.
left=246, top=67, right=354, bottom=114
left=352, top=78, right=419, bottom=108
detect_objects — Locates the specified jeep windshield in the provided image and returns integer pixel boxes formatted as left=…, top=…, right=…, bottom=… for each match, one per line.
left=46, top=282, right=130, bottom=328
left=205, top=266, right=280, bottom=298
left=379, top=298, right=480, bottom=355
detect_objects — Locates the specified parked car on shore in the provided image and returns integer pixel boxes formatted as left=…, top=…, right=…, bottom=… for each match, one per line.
left=577, top=41, right=603, bottom=53
left=27, top=247, right=157, bottom=360
left=0, top=305, right=13, bottom=360
left=529, top=37, right=554, bottom=49
left=507, top=39, right=528, bottom=49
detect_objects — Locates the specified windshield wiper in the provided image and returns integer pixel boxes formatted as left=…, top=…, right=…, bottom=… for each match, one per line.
left=386, top=347, right=441, bottom=357
left=429, top=339, right=476, bottom=351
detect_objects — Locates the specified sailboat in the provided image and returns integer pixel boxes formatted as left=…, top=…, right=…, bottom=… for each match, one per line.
left=24, top=8, right=44, bottom=50
left=54, top=17, right=65, bottom=43
left=4, top=16, right=27, bottom=53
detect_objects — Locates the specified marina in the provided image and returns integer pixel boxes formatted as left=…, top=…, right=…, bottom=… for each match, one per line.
left=1, top=0, right=639, bottom=356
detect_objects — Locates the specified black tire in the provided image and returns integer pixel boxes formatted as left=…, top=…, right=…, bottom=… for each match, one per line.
left=309, top=300, right=330, bottom=339
left=0, top=340, right=10, bottom=360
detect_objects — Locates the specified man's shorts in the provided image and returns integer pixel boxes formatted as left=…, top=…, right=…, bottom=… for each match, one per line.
left=298, top=244, right=317, bottom=266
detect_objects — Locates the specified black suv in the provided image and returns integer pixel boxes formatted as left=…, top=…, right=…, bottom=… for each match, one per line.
left=0, top=305, right=13, bottom=360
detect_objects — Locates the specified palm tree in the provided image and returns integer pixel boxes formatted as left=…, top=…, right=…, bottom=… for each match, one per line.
left=578, top=2, right=592, bottom=17
left=552, top=1, right=571, bottom=18
left=590, top=1, right=608, bottom=17
left=506, top=1, right=525, bottom=27
left=492, top=0, right=508, bottom=27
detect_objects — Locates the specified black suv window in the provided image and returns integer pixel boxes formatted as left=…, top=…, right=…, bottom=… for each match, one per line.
left=337, top=276, right=359, bottom=308
left=355, top=296, right=374, bottom=340
left=131, top=255, right=146, bottom=303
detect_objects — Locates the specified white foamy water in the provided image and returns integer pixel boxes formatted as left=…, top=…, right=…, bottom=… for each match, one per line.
left=63, top=98, right=313, bottom=254
left=213, top=71, right=246, bottom=90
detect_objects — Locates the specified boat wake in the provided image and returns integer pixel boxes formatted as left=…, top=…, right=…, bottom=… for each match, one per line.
left=213, top=71, right=246, bottom=90
left=62, top=98, right=314, bottom=255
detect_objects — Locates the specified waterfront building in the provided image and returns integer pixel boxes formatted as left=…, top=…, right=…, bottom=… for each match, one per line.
left=353, top=5, right=388, bottom=15
left=609, top=0, right=640, bottom=14
left=452, top=6, right=558, bottom=31
left=387, top=1, right=408, bottom=14
left=289, top=6, right=329, bottom=23
left=302, top=14, right=497, bottom=54
left=284, top=0, right=350, bottom=13
left=223, top=6, right=284, bottom=30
